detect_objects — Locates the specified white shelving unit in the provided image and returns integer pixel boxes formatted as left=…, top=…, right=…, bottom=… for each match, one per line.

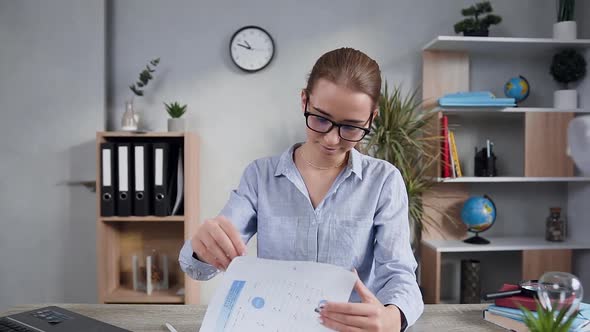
left=437, top=177, right=590, bottom=183
left=423, top=36, right=590, bottom=53
left=423, top=237, right=590, bottom=253
left=420, top=35, right=590, bottom=304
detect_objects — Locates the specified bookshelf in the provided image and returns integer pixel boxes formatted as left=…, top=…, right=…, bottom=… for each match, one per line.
left=96, top=131, right=200, bottom=304
left=420, top=36, right=590, bottom=304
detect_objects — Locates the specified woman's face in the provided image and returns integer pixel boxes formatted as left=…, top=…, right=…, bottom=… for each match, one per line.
left=301, top=78, right=374, bottom=159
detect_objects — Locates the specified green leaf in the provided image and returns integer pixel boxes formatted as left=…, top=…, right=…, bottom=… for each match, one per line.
left=164, top=101, right=188, bottom=118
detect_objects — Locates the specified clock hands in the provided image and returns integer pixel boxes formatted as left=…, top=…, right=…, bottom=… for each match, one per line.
left=237, top=40, right=254, bottom=50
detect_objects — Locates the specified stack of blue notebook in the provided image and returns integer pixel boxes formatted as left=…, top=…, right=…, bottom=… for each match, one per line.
left=439, top=91, right=516, bottom=107
left=484, top=303, right=590, bottom=331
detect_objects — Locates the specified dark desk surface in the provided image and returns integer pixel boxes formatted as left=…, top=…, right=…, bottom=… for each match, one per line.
left=3, top=303, right=505, bottom=331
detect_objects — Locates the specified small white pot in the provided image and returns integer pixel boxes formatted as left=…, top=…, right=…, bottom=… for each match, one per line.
left=167, top=118, right=186, bottom=132
left=554, top=90, right=578, bottom=109
left=553, top=21, right=577, bottom=40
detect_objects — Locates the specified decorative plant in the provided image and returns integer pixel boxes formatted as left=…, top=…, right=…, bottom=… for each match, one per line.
left=557, top=0, right=575, bottom=22
left=362, top=83, right=458, bottom=247
left=550, top=49, right=587, bottom=89
left=454, top=1, right=502, bottom=36
left=129, top=58, right=160, bottom=97
left=164, top=102, right=187, bottom=118
left=520, top=301, right=577, bottom=332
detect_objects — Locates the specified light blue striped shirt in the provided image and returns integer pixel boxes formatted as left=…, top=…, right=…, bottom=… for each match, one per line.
left=179, top=143, right=424, bottom=327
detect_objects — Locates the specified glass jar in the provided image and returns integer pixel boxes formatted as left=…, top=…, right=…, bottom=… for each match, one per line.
left=121, top=100, right=138, bottom=131
left=545, top=207, right=566, bottom=242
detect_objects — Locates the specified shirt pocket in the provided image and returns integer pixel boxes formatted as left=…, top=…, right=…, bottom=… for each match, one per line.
left=325, top=217, right=373, bottom=269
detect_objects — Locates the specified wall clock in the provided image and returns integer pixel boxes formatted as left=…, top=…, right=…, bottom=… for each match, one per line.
left=229, top=26, right=275, bottom=72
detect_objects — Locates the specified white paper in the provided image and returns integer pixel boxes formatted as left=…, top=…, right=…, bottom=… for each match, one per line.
left=199, top=256, right=356, bottom=332
left=134, top=146, right=144, bottom=191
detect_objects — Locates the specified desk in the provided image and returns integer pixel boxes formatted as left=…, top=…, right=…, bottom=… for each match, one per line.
left=2, top=303, right=505, bottom=331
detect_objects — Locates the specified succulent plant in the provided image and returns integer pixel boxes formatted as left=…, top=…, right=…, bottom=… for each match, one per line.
left=164, top=102, right=187, bottom=118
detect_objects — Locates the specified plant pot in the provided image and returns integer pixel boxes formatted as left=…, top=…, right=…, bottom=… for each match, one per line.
left=553, top=89, right=577, bottom=109
left=463, top=30, right=489, bottom=37
left=553, top=21, right=577, bottom=40
left=167, top=118, right=186, bottom=132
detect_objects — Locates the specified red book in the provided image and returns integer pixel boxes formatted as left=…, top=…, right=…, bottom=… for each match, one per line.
left=494, top=283, right=537, bottom=311
left=440, top=115, right=451, bottom=178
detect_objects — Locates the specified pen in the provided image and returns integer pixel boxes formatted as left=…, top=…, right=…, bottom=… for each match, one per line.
left=165, top=322, right=178, bottom=332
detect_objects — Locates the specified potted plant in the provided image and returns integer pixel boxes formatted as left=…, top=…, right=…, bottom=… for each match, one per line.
left=122, top=58, right=160, bottom=131
left=521, top=301, right=577, bottom=332
left=553, top=0, right=576, bottom=40
left=454, top=1, right=502, bottom=37
left=362, top=83, right=458, bottom=249
left=550, top=49, right=587, bottom=109
left=164, top=102, right=187, bottom=132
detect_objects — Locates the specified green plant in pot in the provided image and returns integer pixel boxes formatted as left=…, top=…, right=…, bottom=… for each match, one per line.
left=362, top=82, right=458, bottom=250
left=165, top=102, right=187, bottom=132
left=554, top=0, right=577, bottom=40
left=454, top=1, right=502, bottom=37
left=520, top=301, right=577, bottom=332
left=550, top=48, right=587, bottom=109
left=122, top=58, right=160, bottom=131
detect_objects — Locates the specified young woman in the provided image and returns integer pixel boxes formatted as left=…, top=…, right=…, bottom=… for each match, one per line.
left=179, top=47, right=424, bottom=331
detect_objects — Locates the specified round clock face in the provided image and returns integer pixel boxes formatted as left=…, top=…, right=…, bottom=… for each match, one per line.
left=229, top=26, right=275, bottom=72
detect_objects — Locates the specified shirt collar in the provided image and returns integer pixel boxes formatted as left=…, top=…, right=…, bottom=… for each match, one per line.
left=274, top=143, right=363, bottom=180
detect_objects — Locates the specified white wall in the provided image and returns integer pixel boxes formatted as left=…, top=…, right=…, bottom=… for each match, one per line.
left=0, top=1, right=104, bottom=311
left=107, top=0, right=563, bottom=304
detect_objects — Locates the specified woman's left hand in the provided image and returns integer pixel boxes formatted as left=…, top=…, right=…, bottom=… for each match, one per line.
left=319, top=276, right=402, bottom=332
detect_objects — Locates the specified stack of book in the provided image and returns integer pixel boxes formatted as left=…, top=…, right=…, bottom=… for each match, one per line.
left=439, top=91, right=516, bottom=107
left=441, top=115, right=462, bottom=178
left=484, top=284, right=590, bottom=331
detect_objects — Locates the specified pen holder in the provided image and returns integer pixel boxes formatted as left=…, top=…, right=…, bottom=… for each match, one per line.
left=474, top=148, right=497, bottom=177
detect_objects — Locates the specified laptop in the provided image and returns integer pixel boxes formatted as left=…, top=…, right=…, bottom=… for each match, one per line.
left=0, top=306, right=130, bottom=332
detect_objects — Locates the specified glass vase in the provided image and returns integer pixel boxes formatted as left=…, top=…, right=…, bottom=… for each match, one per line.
left=121, top=100, right=138, bottom=131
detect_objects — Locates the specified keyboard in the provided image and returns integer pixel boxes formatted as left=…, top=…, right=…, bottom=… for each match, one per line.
left=0, top=318, right=36, bottom=332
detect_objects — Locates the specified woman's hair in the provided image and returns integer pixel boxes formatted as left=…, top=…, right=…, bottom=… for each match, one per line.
left=306, top=47, right=382, bottom=109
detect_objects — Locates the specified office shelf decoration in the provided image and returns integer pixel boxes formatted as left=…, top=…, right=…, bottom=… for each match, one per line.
left=132, top=249, right=169, bottom=295
left=122, top=57, right=161, bottom=131
left=550, top=49, right=586, bottom=109
left=553, top=0, right=577, bottom=40
left=460, top=195, right=496, bottom=244
left=521, top=272, right=583, bottom=332
left=165, top=101, right=187, bottom=132
left=504, top=76, right=530, bottom=103
left=362, top=82, right=457, bottom=248
left=453, top=1, right=502, bottom=37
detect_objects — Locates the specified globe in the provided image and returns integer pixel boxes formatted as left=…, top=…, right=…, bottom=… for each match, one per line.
left=461, top=195, right=496, bottom=244
left=504, top=75, right=530, bottom=103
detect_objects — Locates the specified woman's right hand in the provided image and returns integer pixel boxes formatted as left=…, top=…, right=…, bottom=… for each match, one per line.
left=190, top=215, right=247, bottom=271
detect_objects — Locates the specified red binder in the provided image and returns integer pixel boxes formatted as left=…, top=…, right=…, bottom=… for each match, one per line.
left=441, top=115, right=451, bottom=178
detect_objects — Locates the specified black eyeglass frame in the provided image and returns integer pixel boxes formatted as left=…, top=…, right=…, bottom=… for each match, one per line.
left=303, top=96, right=374, bottom=142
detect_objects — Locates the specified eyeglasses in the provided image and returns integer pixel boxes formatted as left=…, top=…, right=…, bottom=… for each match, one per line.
left=304, top=98, right=373, bottom=142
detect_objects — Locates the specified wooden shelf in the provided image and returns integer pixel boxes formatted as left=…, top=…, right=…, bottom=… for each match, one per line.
left=437, top=107, right=590, bottom=114
left=98, top=131, right=186, bottom=138
left=437, top=177, right=590, bottom=183
left=423, top=36, right=590, bottom=53
left=105, top=286, right=184, bottom=304
left=423, top=237, right=590, bottom=253
left=100, top=216, right=185, bottom=223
